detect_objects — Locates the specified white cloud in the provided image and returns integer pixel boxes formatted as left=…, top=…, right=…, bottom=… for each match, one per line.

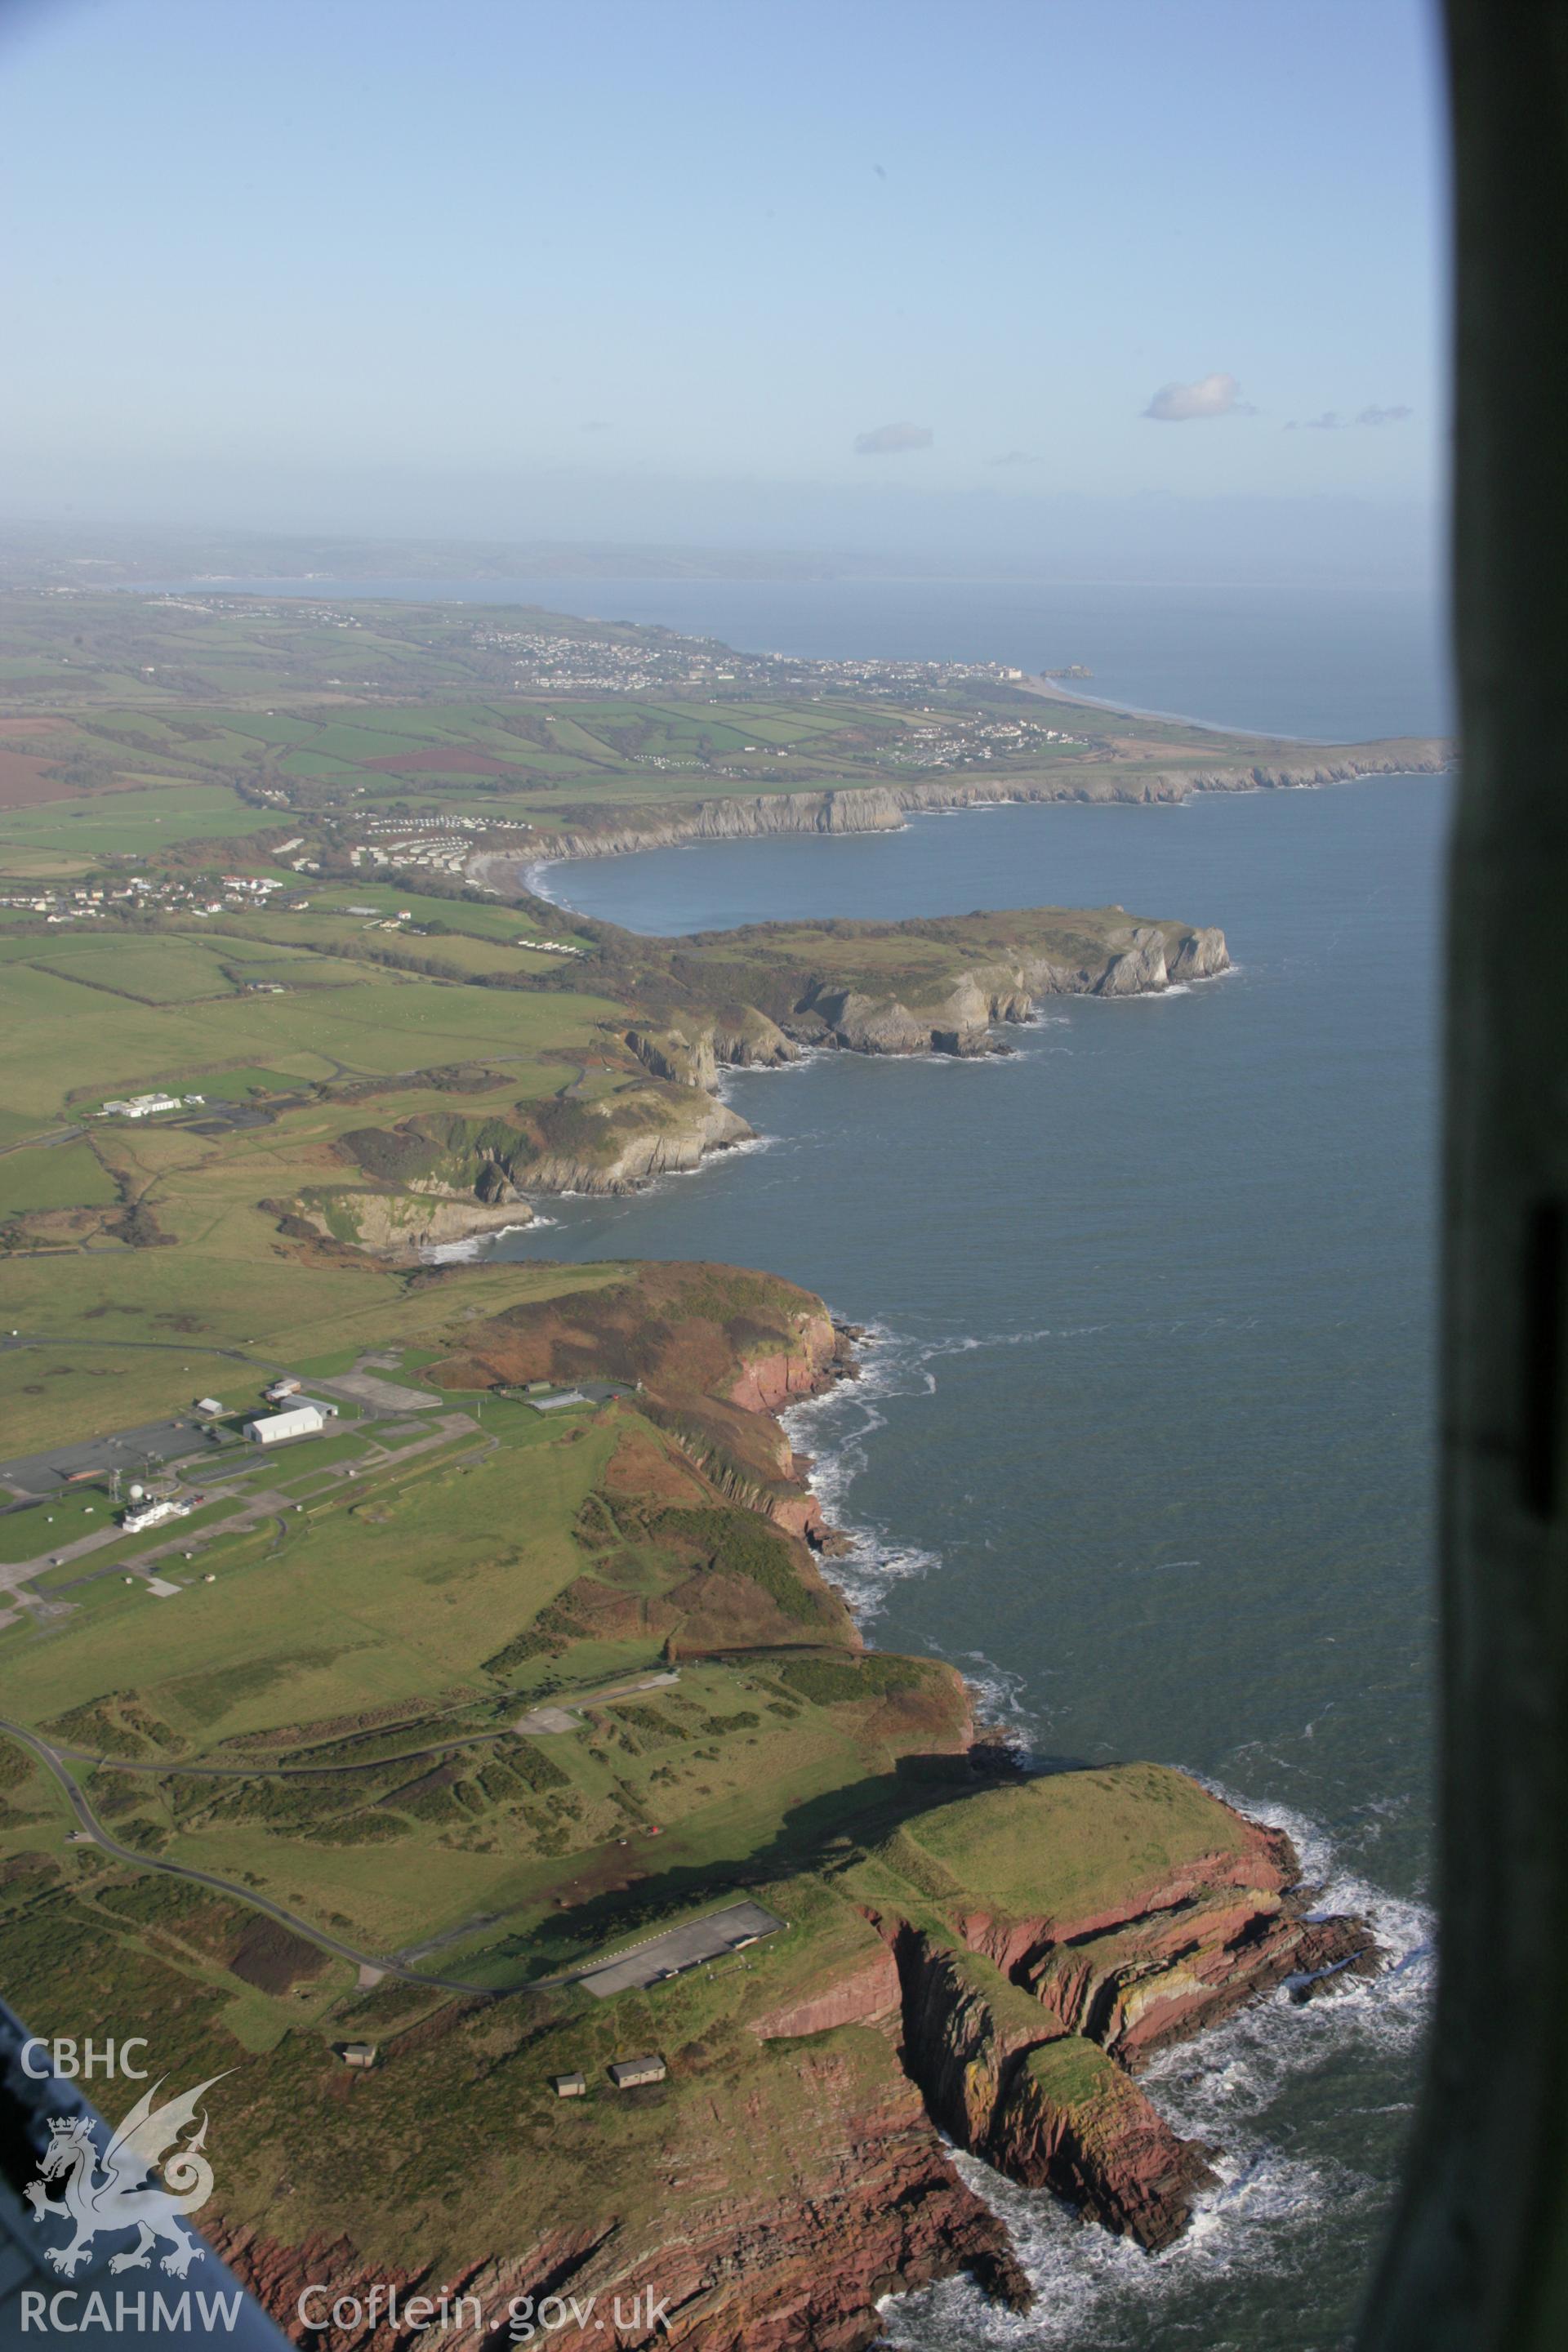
left=853, top=421, right=933, bottom=456
left=987, top=449, right=1039, bottom=467
left=1356, top=403, right=1413, bottom=426
left=1143, top=372, right=1245, bottom=422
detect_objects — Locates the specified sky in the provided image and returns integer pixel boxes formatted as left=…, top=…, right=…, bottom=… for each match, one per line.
left=0, top=0, right=1448, bottom=579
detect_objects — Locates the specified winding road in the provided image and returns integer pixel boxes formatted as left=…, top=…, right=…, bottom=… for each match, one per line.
left=0, top=1713, right=498, bottom=1998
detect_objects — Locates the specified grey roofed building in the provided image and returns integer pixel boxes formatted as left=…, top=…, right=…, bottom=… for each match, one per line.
left=608, top=2056, right=666, bottom=2088
left=552, top=2072, right=587, bottom=2097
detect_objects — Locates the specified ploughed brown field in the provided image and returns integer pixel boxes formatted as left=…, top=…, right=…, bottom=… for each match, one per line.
left=363, top=746, right=519, bottom=775
left=0, top=716, right=75, bottom=806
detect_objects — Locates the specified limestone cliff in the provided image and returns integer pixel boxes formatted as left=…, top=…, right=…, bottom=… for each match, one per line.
left=605, top=909, right=1233, bottom=1077
left=468, top=741, right=1450, bottom=882
left=290, top=1082, right=755, bottom=1257
left=290, top=1192, right=534, bottom=1261
left=518, top=1086, right=750, bottom=1192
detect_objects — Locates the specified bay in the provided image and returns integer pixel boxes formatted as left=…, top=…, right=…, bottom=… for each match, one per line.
left=473, top=586, right=1449, bottom=2352
left=185, top=567, right=1448, bottom=2347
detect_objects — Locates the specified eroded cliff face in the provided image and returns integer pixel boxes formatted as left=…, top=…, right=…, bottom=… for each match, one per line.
left=209, top=2032, right=1030, bottom=2352
left=986, top=2038, right=1217, bottom=2253
left=496, top=784, right=912, bottom=868
left=291, top=1192, right=535, bottom=1260
left=622, top=920, right=1233, bottom=1077
left=880, top=1810, right=1379, bottom=2251
left=434, top=1263, right=861, bottom=1549
left=290, top=1085, right=756, bottom=1257
left=193, top=1772, right=1381, bottom=2342
left=625, top=1009, right=800, bottom=1088
left=470, top=746, right=1450, bottom=882
left=520, top=1089, right=750, bottom=1192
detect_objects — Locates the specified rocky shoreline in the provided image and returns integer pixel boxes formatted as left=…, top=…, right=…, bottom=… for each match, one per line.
left=275, top=908, right=1230, bottom=1263
left=470, top=742, right=1450, bottom=884
left=176, top=1284, right=1385, bottom=2350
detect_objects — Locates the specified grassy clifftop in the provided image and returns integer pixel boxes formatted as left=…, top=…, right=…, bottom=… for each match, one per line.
left=0, top=1252, right=1374, bottom=2337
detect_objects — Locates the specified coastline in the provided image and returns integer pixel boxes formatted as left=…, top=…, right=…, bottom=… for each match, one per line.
left=469, top=745, right=1452, bottom=898
left=427, top=834, right=1437, bottom=2332
left=0, top=578, right=1448, bottom=2352
left=766, top=1322, right=1432, bottom=2344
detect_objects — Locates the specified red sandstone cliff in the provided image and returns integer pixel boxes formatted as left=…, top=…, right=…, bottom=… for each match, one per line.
left=882, top=1820, right=1379, bottom=2251
left=209, top=2034, right=1028, bottom=2352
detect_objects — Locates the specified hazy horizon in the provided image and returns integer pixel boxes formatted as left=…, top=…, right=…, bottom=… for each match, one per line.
left=2, top=0, right=1446, bottom=588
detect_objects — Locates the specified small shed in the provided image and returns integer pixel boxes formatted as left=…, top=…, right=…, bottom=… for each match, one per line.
left=265, top=1376, right=304, bottom=1403
left=608, top=2056, right=666, bottom=2089
left=339, top=2042, right=379, bottom=2069
left=552, top=2072, right=587, bottom=2099
left=194, top=1396, right=225, bottom=1417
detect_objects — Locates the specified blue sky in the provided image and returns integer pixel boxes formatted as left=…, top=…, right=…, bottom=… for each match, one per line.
left=1, top=0, right=1446, bottom=572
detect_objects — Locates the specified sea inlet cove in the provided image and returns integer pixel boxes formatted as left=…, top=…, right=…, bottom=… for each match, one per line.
left=0, top=578, right=1448, bottom=2350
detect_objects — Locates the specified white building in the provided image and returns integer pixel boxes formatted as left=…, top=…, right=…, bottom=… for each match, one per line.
left=98, top=1093, right=184, bottom=1121
left=264, top=1376, right=303, bottom=1403
left=120, top=1498, right=192, bottom=1535
left=244, top=1404, right=326, bottom=1445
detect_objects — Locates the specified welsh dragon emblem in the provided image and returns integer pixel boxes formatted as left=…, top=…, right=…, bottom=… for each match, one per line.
left=25, top=2074, right=228, bottom=2278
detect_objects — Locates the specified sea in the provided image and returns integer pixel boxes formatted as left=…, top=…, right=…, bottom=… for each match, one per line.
left=189, top=574, right=1454, bottom=2352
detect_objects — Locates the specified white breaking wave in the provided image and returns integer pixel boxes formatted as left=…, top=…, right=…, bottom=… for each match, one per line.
left=880, top=1782, right=1433, bottom=2351
left=780, top=1325, right=942, bottom=1615
left=784, top=1314, right=1432, bottom=2348
left=782, top=1318, right=1105, bottom=1620
left=421, top=1216, right=552, bottom=1263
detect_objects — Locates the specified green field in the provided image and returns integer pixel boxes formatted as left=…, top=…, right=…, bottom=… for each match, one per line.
left=0, top=577, right=1403, bottom=2327
left=0, top=1139, right=118, bottom=1215
left=0, top=782, right=274, bottom=864
left=0, top=1419, right=604, bottom=1740
left=0, top=949, right=616, bottom=1126
left=33, top=933, right=252, bottom=1004
left=0, top=1352, right=927, bottom=1967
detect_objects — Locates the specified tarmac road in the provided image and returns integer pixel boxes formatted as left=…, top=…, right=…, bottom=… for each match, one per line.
left=0, top=1713, right=497, bottom=1998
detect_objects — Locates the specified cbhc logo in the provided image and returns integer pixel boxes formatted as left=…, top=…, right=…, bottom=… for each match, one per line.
left=20, top=2038, right=149, bottom=2079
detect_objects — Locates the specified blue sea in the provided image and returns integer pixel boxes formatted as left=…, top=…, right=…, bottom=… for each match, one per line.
left=199, top=573, right=1453, bottom=2351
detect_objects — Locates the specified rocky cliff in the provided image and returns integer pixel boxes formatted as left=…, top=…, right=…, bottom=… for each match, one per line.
left=291, top=902, right=1230, bottom=1265
left=207, top=2034, right=1031, bottom=2351
left=287, top=1083, right=755, bottom=1258
left=7, top=1254, right=1388, bottom=2349
left=613, top=910, right=1232, bottom=1073
left=196, top=1763, right=1377, bottom=2345
left=865, top=1767, right=1381, bottom=2251
left=291, top=1192, right=535, bottom=1260
left=434, top=1258, right=860, bottom=1539
left=469, top=741, right=1450, bottom=881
